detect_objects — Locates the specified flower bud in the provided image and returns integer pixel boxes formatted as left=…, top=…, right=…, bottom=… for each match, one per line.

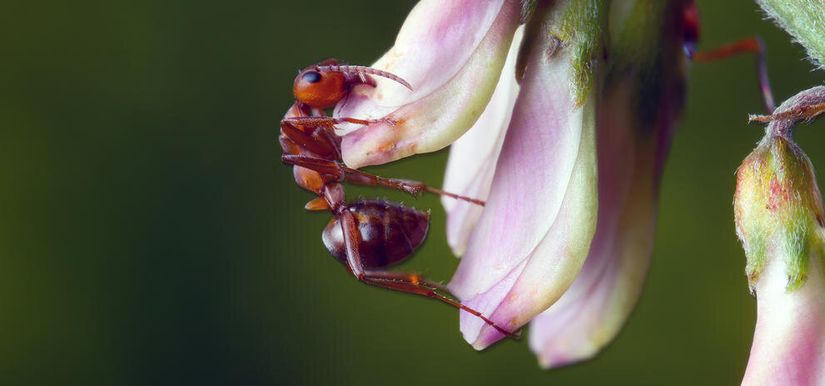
left=734, top=131, right=824, bottom=291
left=735, top=86, right=825, bottom=385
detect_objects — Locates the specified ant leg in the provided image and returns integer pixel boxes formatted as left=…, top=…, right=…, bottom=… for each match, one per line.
left=693, top=36, right=775, bottom=113
left=327, top=193, right=517, bottom=339
left=359, top=271, right=520, bottom=339
left=280, top=120, right=339, bottom=158
left=344, top=168, right=485, bottom=206
left=282, top=155, right=344, bottom=179
left=283, top=154, right=485, bottom=206
left=282, top=115, right=395, bottom=128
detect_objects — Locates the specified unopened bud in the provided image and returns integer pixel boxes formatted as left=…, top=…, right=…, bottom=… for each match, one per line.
left=734, top=89, right=825, bottom=291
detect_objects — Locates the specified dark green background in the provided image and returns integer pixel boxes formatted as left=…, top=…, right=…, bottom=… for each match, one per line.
left=1, top=1, right=823, bottom=385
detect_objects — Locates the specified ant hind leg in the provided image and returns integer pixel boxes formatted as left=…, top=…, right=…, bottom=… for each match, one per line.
left=331, top=200, right=516, bottom=339
left=359, top=270, right=519, bottom=339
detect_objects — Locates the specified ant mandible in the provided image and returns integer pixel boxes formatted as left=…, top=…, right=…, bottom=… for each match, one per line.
left=279, top=59, right=518, bottom=339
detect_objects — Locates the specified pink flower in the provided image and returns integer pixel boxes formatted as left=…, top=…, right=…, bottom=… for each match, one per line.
left=334, top=0, right=522, bottom=169
left=334, top=0, right=692, bottom=364
left=444, top=0, right=690, bottom=358
left=447, top=0, right=601, bottom=349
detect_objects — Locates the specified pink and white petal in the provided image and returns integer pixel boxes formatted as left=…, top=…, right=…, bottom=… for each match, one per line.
left=528, top=84, right=662, bottom=367
left=526, top=0, right=692, bottom=365
left=742, top=245, right=825, bottom=386
left=441, top=26, right=523, bottom=257
left=335, top=0, right=521, bottom=168
left=448, top=25, right=599, bottom=349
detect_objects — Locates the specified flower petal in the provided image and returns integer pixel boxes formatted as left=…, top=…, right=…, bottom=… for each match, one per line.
left=526, top=1, right=691, bottom=365
left=742, top=247, right=825, bottom=385
left=448, top=8, right=599, bottom=349
left=334, top=0, right=521, bottom=168
left=528, top=82, right=659, bottom=367
left=441, top=27, right=523, bottom=257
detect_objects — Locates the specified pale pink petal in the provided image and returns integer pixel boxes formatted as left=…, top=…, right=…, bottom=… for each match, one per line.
left=448, top=19, right=599, bottom=349
left=334, top=0, right=521, bottom=168
left=742, top=246, right=825, bottom=385
left=441, top=26, right=523, bottom=257
left=525, top=0, right=692, bottom=365
left=528, top=82, right=658, bottom=367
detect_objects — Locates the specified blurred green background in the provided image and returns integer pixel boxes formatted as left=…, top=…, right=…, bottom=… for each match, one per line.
left=1, top=1, right=823, bottom=385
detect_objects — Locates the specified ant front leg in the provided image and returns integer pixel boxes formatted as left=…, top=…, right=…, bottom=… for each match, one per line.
left=693, top=36, right=775, bottom=113
left=694, top=39, right=825, bottom=126
left=280, top=119, right=340, bottom=159
left=283, top=154, right=485, bottom=206
left=281, top=115, right=396, bottom=128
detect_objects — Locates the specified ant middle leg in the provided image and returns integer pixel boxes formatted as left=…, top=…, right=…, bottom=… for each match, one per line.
left=283, top=154, right=485, bottom=206
left=344, top=168, right=485, bottom=206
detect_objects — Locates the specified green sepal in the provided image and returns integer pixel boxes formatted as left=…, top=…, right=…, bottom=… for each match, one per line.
left=735, top=134, right=825, bottom=291
left=556, top=0, right=608, bottom=106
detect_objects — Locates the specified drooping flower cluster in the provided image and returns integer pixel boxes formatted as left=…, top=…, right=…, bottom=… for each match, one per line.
left=334, top=0, right=693, bottom=366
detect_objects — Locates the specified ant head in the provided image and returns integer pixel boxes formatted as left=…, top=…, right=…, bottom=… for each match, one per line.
left=293, top=67, right=347, bottom=110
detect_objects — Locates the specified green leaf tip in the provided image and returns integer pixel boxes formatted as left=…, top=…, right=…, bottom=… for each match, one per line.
left=757, top=0, right=825, bottom=70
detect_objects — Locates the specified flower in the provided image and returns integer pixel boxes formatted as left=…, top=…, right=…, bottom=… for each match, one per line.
left=335, top=0, right=692, bottom=364
left=447, top=0, right=602, bottom=350
left=735, top=86, right=825, bottom=385
left=525, top=2, right=690, bottom=366
left=334, top=0, right=522, bottom=169
left=445, top=0, right=691, bottom=358
left=440, top=24, right=522, bottom=257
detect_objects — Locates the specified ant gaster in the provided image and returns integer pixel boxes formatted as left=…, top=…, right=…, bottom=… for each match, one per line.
left=280, top=59, right=517, bottom=339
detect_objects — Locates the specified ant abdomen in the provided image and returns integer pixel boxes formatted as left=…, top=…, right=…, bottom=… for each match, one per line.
left=323, top=200, right=430, bottom=268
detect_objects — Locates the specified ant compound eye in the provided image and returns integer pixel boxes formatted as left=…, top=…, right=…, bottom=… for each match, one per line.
left=302, top=71, right=322, bottom=84
left=293, top=67, right=346, bottom=109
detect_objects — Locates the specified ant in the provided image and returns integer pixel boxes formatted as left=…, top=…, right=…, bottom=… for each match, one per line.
left=279, top=59, right=517, bottom=339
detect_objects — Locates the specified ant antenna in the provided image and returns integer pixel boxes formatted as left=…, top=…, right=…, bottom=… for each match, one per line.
left=315, top=64, right=414, bottom=91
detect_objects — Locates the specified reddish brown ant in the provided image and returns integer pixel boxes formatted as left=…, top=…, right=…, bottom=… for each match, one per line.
left=279, top=59, right=517, bottom=339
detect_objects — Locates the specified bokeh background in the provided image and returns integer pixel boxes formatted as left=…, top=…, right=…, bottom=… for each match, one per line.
left=2, top=1, right=823, bottom=385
